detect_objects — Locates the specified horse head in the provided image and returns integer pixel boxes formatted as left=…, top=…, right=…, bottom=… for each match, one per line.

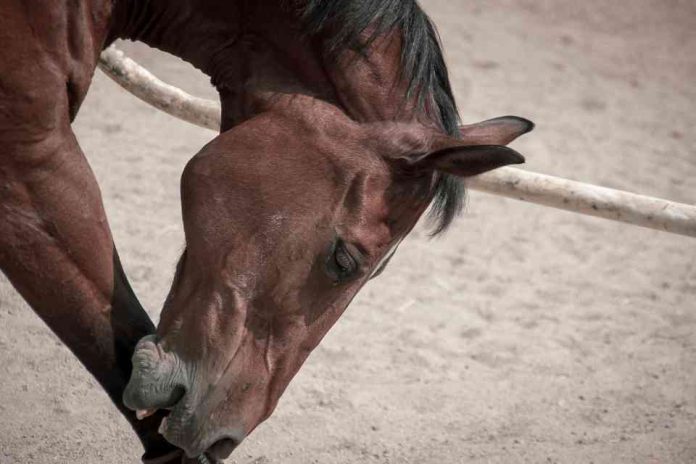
left=123, top=94, right=531, bottom=460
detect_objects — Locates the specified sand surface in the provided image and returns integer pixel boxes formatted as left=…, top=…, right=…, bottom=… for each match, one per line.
left=1, top=1, right=695, bottom=463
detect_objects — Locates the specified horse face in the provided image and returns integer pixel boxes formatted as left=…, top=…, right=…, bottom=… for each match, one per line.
left=123, top=97, right=531, bottom=460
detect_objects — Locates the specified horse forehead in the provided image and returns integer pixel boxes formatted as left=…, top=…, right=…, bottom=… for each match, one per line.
left=241, top=126, right=390, bottom=193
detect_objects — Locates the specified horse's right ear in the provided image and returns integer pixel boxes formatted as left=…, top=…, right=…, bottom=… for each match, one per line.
left=458, top=116, right=535, bottom=146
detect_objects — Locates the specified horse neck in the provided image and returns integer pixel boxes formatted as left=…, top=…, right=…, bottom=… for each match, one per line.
left=110, top=0, right=231, bottom=70
left=110, top=0, right=426, bottom=131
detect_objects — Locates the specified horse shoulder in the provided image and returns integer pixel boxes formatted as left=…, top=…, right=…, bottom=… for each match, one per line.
left=0, top=0, right=113, bottom=161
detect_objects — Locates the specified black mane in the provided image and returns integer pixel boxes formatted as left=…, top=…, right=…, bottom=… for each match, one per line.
left=300, top=0, right=464, bottom=235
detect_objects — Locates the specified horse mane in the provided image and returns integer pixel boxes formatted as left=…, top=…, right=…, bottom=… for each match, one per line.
left=300, top=0, right=464, bottom=235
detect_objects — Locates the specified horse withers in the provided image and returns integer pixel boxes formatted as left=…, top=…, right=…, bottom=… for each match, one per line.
left=0, top=0, right=532, bottom=462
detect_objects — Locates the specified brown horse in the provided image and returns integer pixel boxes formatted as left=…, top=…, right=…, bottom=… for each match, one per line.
left=0, top=0, right=533, bottom=462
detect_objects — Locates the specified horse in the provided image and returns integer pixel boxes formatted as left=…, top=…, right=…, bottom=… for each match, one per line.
left=0, top=0, right=533, bottom=462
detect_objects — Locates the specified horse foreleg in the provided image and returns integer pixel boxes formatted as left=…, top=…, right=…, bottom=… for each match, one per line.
left=0, top=128, right=176, bottom=460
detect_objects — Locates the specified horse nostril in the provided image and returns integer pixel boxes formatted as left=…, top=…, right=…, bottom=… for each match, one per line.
left=206, top=437, right=239, bottom=460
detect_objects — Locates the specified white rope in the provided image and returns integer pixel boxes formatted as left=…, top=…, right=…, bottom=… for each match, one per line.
left=98, top=46, right=696, bottom=238
left=467, top=169, right=696, bottom=237
left=98, top=47, right=220, bottom=131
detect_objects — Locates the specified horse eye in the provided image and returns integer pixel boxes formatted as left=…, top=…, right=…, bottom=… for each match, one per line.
left=326, top=239, right=360, bottom=283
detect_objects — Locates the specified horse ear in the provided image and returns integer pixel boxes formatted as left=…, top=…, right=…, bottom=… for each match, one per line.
left=376, top=115, right=531, bottom=177
left=416, top=115, right=532, bottom=176
left=414, top=143, right=525, bottom=177
left=458, top=116, right=534, bottom=146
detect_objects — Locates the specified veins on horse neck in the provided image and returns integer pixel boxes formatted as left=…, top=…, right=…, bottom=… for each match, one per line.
left=111, top=0, right=427, bottom=132
left=111, top=0, right=332, bottom=129
left=212, top=35, right=343, bottom=131
left=111, top=0, right=243, bottom=76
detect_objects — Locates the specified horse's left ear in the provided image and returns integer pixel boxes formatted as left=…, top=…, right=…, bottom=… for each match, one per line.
left=377, top=115, right=533, bottom=177
left=412, top=143, right=525, bottom=177
left=408, top=115, right=533, bottom=177
left=420, top=116, right=533, bottom=176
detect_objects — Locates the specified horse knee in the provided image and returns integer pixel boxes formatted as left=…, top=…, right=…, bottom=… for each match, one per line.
left=0, top=127, right=74, bottom=177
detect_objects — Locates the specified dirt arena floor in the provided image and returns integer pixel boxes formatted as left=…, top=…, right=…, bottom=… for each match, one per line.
left=1, top=1, right=695, bottom=463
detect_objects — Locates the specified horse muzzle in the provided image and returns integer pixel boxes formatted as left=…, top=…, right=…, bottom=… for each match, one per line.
left=123, top=335, right=188, bottom=413
left=124, top=335, right=246, bottom=461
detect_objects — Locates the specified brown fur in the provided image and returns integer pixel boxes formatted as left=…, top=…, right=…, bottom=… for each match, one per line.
left=0, top=1, right=532, bottom=462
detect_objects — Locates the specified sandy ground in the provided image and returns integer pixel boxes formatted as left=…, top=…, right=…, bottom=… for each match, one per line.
left=1, top=1, right=696, bottom=463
